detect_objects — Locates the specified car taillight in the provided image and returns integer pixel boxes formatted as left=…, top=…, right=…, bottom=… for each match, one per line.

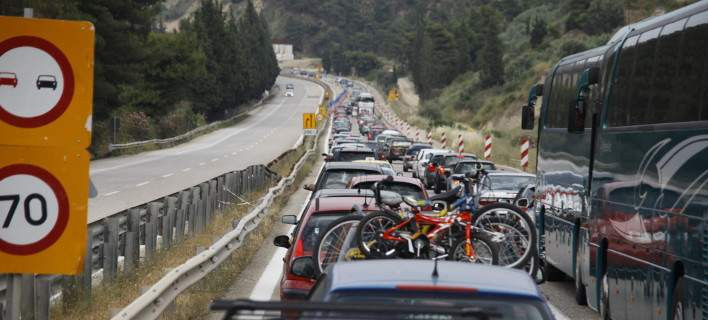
left=294, top=238, right=304, bottom=257
left=427, top=164, right=435, bottom=173
left=437, top=166, right=445, bottom=174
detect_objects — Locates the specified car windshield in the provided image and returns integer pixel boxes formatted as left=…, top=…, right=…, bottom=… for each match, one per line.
left=352, top=181, right=424, bottom=199
left=323, top=170, right=378, bottom=189
left=300, top=212, right=348, bottom=255
left=484, top=176, right=536, bottom=191
left=454, top=162, right=496, bottom=173
left=333, top=293, right=549, bottom=320
left=406, top=145, right=431, bottom=155
left=337, top=151, right=374, bottom=161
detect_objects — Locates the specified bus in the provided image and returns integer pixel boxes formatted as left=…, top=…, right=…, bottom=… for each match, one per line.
left=522, top=2, right=708, bottom=320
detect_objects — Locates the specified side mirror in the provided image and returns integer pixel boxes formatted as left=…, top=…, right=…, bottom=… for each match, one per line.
left=568, top=67, right=598, bottom=133
left=397, top=172, right=404, bottom=176
left=303, top=183, right=315, bottom=191
left=521, top=104, right=535, bottom=130
left=281, top=215, right=298, bottom=225
left=273, top=235, right=291, bottom=248
left=291, top=256, right=316, bottom=279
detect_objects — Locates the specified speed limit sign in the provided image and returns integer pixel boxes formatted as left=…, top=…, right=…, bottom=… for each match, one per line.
left=0, top=146, right=89, bottom=274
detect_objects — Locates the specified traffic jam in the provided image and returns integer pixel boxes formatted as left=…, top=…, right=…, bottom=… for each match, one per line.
left=239, top=79, right=555, bottom=319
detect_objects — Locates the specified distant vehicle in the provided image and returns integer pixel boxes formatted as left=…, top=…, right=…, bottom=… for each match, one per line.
left=36, top=75, right=57, bottom=90
left=348, top=175, right=428, bottom=200
left=284, top=83, right=295, bottom=97
left=273, top=195, right=384, bottom=300
left=305, top=260, right=554, bottom=320
left=431, top=153, right=479, bottom=192
left=520, top=2, right=708, bottom=318
left=412, top=148, right=448, bottom=181
left=446, top=160, right=497, bottom=190
left=357, top=92, right=375, bottom=115
left=327, top=146, right=376, bottom=162
left=0, top=72, right=17, bottom=88
left=477, top=171, right=536, bottom=207
left=303, top=162, right=383, bottom=195
left=402, top=143, right=432, bottom=172
left=385, top=138, right=412, bottom=162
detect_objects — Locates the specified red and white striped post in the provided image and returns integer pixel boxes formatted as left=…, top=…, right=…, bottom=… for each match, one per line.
left=484, top=134, right=492, bottom=160
left=457, top=134, right=464, bottom=154
left=427, top=130, right=433, bottom=144
left=520, top=137, right=530, bottom=171
left=441, top=132, right=447, bottom=148
left=415, top=130, right=420, bottom=142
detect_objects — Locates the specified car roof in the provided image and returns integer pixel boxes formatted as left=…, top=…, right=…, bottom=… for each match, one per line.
left=444, top=153, right=477, bottom=158
left=326, top=260, right=542, bottom=299
left=422, top=149, right=450, bottom=155
left=487, top=171, right=536, bottom=178
left=457, top=159, right=494, bottom=165
left=324, top=162, right=384, bottom=171
left=349, top=175, right=424, bottom=187
left=339, top=146, right=374, bottom=152
left=306, top=193, right=390, bottom=212
left=410, top=143, right=433, bottom=148
left=314, top=188, right=376, bottom=198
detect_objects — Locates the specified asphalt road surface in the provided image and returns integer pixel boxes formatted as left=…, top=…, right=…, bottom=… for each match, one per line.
left=88, top=76, right=324, bottom=223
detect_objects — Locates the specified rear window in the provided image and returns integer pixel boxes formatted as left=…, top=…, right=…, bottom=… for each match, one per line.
left=484, top=176, right=536, bottom=191
left=454, top=162, right=496, bottom=173
left=444, top=155, right=476, bottom=167
left=300, top=213, right=348, bottom=255
left=338, top=151, right=375, bottom=162
left=323, top=170, right=379, bottom=189
left=332, top=293, right=549, bottom=320
left=351, top=181, right=424, bottom=199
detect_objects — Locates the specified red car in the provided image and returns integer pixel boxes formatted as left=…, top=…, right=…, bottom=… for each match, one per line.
left=347, top=175, right=429, bottom=200
left=273, top=192, right=383, bottom=301
left=0, top=72, right=18, bottom=88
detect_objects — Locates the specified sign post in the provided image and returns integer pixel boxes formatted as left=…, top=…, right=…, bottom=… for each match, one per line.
left=303, top=113, right=317, bottom=136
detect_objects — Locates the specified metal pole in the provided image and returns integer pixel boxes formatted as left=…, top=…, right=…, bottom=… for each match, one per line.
left=23, top=8, right=33, bottom=18
left=6, top=274, right=22, bottom=320
left=113, top=116, right=117, bottom=144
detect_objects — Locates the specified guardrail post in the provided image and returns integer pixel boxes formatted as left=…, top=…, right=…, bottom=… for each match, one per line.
left=145, top=203, right=161, bottom=261
left=199, top=183, right=209, bottom=232
left=216, top=176, right=225, bottom=212
left=189, top=187, right=200, bottom=234
left=175, top=191, right=189, bottom=243
left=18, top=274, right=34, bottom=320
left=125, top=209, right=140, bottom=272
left=34, top=276, right=51, bottom=320
left=205, top=181, right=215, bottom=223
left=163, top=196, right=177, bottom=250
left=236, top=171, right=243, bottom=197
left=62, top=227, right=94, bottom=307
left=5, top=274, right=21, bottom=320
left=102, top=217, right=120, bottom=281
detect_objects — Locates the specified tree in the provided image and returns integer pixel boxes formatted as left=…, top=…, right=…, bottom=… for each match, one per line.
left=477, top=6, right=505, bottom=88
left=530, top=17, right=547, bottom=48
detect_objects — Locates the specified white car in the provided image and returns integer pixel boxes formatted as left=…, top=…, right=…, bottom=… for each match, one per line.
left=412, top=148, right=449, bottom=180
left=284, top=84, right=295, bottom=97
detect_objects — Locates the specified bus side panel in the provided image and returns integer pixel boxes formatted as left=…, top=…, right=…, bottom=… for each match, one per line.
left=591, top=128, right=708, bottom=320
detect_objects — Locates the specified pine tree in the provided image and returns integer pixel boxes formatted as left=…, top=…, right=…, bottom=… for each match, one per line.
left=530, top=17, right=547, bottom=48
left=477, top=6, right=505, bottom=88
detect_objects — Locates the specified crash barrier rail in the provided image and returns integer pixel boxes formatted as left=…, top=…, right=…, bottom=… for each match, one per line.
left=107, top=87, right=279, bottom=152
left=110, top=97, right=332, bottom=320
left=0, top=164, right=279, bottom=320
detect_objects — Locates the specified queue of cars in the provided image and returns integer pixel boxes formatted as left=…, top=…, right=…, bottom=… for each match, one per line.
left=264, top=80, right=551, bottom=319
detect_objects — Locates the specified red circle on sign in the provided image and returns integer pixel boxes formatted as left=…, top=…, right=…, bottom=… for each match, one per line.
left=0, top=36, right=75, bottom=128
left=0, top=164, right=70, bottom=255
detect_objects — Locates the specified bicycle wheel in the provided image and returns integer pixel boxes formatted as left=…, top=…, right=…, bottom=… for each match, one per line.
left=355, top=212, right=402, bottom=259
left=448, top=232, right=498, bottom=265
left=314, top=215, right=363, bottom=275
left=473, top=203, right=537, bottom=269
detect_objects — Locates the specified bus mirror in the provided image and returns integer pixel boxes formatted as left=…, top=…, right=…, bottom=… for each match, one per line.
left=533, top=83, right=544, bottom=97
left=521, top=105, right=534, bottom=130
left=586, top=67, right=599, bottom=85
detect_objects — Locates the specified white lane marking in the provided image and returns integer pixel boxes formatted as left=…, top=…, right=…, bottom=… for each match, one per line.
left=103, top=191, right=120, bottom=197
left=182, top=168, right=191, bottom=172
left=199, top=162, right=206, bottom=166
left=232, top=151, right=238, bottom=155
left=249, top=189, right=313, bottom=301
left=90, top=98, right=288, bottom=174
left=136, top=181, right=150, bottom=187
left=161, top=173, right=174, bottom=178
left=211, top=158, right=219, bottom=162
left=223, top=155, right=228, bottom=158
left=548, top=302, right=571, bottom=320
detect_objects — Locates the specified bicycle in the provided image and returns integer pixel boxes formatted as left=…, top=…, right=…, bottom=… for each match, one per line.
left=354, top=174, right=499, bottom=265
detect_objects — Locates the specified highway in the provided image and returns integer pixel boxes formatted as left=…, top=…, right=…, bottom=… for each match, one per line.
left=88, top=76, right=324, bottom=223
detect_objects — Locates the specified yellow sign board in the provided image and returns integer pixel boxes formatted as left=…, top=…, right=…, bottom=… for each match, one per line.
left=0, top=16, right=95, bottom=148
left=303, top=113, right=316, bottom=129
left=387, top=88, right=400, bottom=102
left=0, top=146, right=89, bottom=274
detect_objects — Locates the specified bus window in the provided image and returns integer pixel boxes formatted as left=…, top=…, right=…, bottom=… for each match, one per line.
left=682, top=11, right=708, bottom=121
left=545, top=70, right=564, bottom=128
left=652, top=19, right=686, bottom=123
left=608, top=35, right=639, bottom=127
left=631, top=27, right=661, bottom=125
